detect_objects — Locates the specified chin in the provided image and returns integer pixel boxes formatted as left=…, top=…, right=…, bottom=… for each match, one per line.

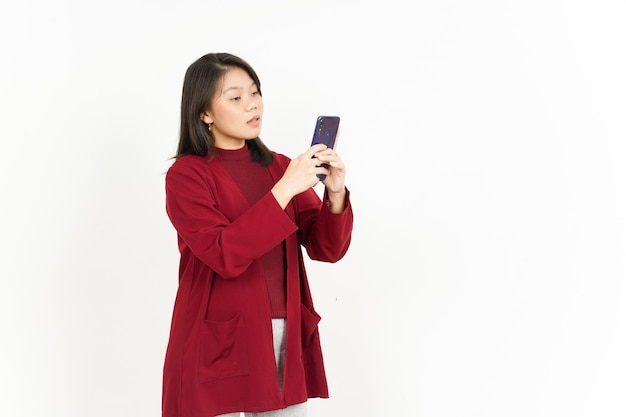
left=247, top=129, right=261, bottom=140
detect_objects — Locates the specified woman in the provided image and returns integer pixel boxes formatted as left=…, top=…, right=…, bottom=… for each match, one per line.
left=163, top=52, right=353, bottom=417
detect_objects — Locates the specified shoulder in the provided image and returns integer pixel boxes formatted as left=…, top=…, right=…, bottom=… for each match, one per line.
left=167, top=154, right=215, bottom=175
left=165, top=155, right=223, bottom=191
left=168, top=154, right=210, bottom=169
left=271, top=152, right=291, bottom=169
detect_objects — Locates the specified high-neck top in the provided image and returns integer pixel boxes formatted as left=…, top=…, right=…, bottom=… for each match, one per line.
left=214, top=146, right=286, bottom=318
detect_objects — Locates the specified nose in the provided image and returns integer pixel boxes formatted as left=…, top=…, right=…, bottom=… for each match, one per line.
left=248, top=100, right=258, bottom=111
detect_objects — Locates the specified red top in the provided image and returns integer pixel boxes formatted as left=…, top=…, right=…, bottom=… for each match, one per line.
left=215, top=146, right=287, bottom=318
left=163, top=150, right=353, bottom=417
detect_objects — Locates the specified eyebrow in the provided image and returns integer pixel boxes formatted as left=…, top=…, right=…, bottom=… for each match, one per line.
left=222, top=81, right=257, bottom=94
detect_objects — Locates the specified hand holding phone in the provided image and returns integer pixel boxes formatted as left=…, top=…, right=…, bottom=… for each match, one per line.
left=310, top=115, right=340, bottom=180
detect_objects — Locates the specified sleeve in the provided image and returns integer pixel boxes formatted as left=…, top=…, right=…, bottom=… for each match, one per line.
left=294, top=187, right=354, bottom=263
left=165, top=160, right=298, bottom=278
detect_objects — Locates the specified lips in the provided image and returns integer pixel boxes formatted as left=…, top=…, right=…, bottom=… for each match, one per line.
left=247, top=115, right=261, bottom=127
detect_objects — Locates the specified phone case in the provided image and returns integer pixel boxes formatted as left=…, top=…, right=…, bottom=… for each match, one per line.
left=310, top=115, right=340, bottom=148
left=310, top=115, right=340, bottom=180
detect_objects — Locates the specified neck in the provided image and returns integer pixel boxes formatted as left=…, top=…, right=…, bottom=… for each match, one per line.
left=214, top=137, right=246, bottom=150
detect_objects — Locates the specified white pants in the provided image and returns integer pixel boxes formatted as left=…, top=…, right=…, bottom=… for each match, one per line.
left=216, top=319, right=308, bottom=417
left=218, top=402, right=307, bottom=417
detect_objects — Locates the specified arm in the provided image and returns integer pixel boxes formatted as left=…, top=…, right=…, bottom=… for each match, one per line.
left=270, top=147, right=353, bottom=262
left=165, top=160, right=298, bottom=278
left=295, top=187, right=353, bottom=263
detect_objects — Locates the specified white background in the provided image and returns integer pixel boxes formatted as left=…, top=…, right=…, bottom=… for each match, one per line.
left=1, top=1, right=625, bottom=416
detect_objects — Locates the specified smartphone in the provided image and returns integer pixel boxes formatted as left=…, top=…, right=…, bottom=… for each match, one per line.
left=310, top=115, right=340, bottom=180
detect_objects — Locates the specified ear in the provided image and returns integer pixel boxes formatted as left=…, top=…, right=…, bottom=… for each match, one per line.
left=200, top=111, right=213, bottom=125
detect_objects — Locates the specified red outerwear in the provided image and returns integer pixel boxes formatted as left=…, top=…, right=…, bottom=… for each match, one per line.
left=163, top=152, right=353, bottom=417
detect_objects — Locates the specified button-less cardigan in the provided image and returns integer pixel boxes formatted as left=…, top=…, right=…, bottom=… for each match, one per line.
left=162, top=152, right=353, bottom=417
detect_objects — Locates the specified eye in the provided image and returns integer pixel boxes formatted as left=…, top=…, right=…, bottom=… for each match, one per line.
left=230, top=96, right=241, bottom=101
left=252, top=90, right=260, bottom=96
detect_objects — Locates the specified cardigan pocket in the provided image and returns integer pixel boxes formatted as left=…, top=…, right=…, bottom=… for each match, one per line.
left=198, top=314, right=249, bottom=382
left=300, top=304, right=321, bottom=349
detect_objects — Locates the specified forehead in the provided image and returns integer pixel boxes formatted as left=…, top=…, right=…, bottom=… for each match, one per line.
left=219, top=67, right=255, bottom=92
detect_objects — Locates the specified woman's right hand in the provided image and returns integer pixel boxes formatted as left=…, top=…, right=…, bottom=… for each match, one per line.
left=271, top=144, right=328, bottom=209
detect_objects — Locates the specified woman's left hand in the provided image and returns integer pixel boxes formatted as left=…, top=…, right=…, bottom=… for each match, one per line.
left=314, top=148, right=347, bottom=213
left=315, top=148, right=345, bottom=191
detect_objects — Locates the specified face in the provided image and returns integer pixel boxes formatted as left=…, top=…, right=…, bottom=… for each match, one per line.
left=201, top=67, right=263, bottom=149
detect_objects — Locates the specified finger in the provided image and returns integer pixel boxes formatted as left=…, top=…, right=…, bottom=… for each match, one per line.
left=316, top=150, right=341, bottom=164
left=306, top=143, right=327, bottom=158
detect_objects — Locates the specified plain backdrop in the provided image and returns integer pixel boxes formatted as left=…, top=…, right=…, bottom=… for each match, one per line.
left=1, top=1, right=625, bottom=416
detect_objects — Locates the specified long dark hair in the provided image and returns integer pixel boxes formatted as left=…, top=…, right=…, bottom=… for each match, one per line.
left=175, top=53, right=274, bottom=165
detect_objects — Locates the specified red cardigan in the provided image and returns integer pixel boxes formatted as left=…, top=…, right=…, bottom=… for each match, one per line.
left=162, top=152, right=353, bottom=417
